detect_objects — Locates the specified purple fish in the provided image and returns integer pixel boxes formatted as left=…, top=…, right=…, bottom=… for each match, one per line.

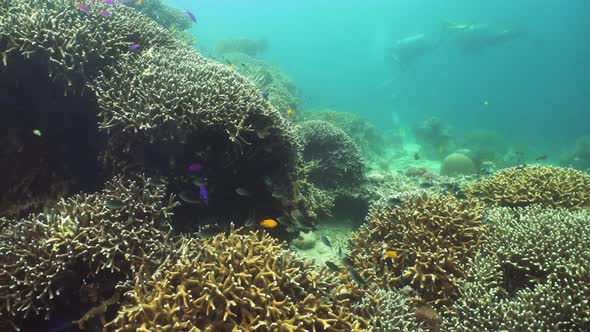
left=119, top=0, right=126, bottom=3
left=99, top=10, right=112, bottom=16
left=185, top=10, right=196, bottom=23
left=128, top=43, right=141, bottom=51
left=187, top=163, right=203, bottom=172
left=102, top=0, right=114, bottom=4
left=75, top=3, right=90, bottom=12
left=199, top=185, right=209, bottom=206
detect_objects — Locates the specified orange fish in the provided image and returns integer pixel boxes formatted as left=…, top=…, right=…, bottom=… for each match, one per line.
left=229, top=63, right=235, bottom=69
left=384, top=250, right=397, bottom=259
left=287, top=109, right=294, bottom=116
left=260, top=219, right=278, bottom=229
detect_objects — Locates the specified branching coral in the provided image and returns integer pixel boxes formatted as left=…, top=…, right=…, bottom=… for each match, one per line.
left=0, top=175, right=175, bottom=328
left=107, top=228, right=369, bottom=331
left=465, top=165, right=590, bottom=209
left=445, top=206, right=590, bottom=330
left=298, top=120, right=364, bottom=190
left=349, top=192, right=486, bottom=306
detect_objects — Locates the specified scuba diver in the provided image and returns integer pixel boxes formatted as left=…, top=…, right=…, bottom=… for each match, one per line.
left=443, top=20, right=520, bottom=53
left=384, top=33, right=441, bottom=70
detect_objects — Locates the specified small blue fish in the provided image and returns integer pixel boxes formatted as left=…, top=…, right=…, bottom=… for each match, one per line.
left=199, top=185, right=209, bottom=206
left=185, top=10, right=196, bottom=23
left=128, top=43, right=141, bottom=51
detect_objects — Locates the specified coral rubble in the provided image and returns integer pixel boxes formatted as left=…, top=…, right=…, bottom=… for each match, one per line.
left=465, top=165, right=590, bottom=209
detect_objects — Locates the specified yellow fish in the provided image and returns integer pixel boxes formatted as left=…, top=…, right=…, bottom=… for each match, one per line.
left=439, top=144, right=444, bottom=153
left=33, top=129, right=42, bottom=137
left=260, top=219, right=278, bottom=229
left=135, top=0, right=142, bottom=5
left=287, top=109, right=294, bottom=116
left=229, top=63, right=235, bottom=69
left=384, top=250, right=397, bottom=259
left=328, top=113, right=336, bottom=120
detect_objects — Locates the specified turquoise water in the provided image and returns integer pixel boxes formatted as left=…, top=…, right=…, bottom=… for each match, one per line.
left=176, top=0, right=589, bottom=150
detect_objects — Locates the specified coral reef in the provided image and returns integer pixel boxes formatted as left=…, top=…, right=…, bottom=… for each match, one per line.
left=348, top=192, right=486, bottom=306
left=107, top=228, right=369, bottom=331
left=215, top=37, right=270, bottom=58
left=126, top=0, right=192, bottom=33
left=439, top=152, right=476, bottom=176
left=456, top=129, right=509, bottom=168
left=465, top=165, right=590, bottom=209
left=220, top=51, right=301, bottom=118
left=412, top=117, right=452, bottom=159
left=445, top=206, right=590, bottom=330
left=0, top=175, right=175, bottom=329
left=1, top=0, right=303, bottom=231
left=353, top=288, right=427, bottom=332
left=298, top=120, right=364, bottom=190
left=305, top=110, right=385, bottom=159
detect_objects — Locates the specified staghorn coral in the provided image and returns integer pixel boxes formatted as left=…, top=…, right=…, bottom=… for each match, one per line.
left=107, top=228, right=369, bottom=331
left=298, top=120, right=364, bottom=190
left=465, top=165, right=590, bottom=209
left=126, top=0, right=193, bottom=33
left=0, top=175, right=175, bottom=329
left=353, top=288, right=427, bottom=332
left=445, top=206, right=590, bottom=330
left=349, top=192, right=486, bottom=306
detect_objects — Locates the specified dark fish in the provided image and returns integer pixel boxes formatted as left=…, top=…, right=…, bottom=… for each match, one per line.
left=179, top=190, right=200, bottom=204
left=321, top=235, right=332, bottom=248
left=325, top=261, right=340, bottom=272
left=128, top=43, right=141, bottom=51
left=535, top=155, right=548, bottom=161
left=184, top=10, right=196, bottom=23
left=199, top=185, right=209, bottom=206
left=261, top=91, right=269, bottom=100
left=386, top=196, right=403, bottom=208
left=262, top=176, right=273, bottom=187
left=338, top=246, right=343, bottom=257
left=235, top=187, right=251, bottom=196
left=414, top=152, right=420, bottom=160
left=347, top=268, right=366, bottom=288
left=105, top=199, right=125, bottom=209
left=192, top=177, right=207, bottom=186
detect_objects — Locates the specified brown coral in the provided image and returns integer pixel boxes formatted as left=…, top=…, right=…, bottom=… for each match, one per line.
left=108, top=228, right=369, bottom=331
left=348, top=192, right=486, bottom=306
left=465, top=165, right=590, bottom=209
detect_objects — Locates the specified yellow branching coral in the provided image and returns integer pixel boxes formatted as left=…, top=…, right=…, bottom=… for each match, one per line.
left=108, top=229, right=369, bottom=331
left=349, top=192, right=486, bottom=306
left=465, top=165, right=590, bottom=209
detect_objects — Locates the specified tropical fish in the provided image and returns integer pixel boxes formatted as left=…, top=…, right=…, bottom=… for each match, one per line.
left=105, top=199, right=125, bottom=209
left=439, top=144, right=444, bottom=153
left=229, top=63, right=235, bottom=69
left=75, top=3, right=90, bottom=12
left=99, top=10, right=112, bottom=16
left=103, top=0, right=115, bottom=4
left=235, top=187, right=251, bottom=196
left=135, top=0, right=142, bottom=5
left=187, top=163, right=204, bottom=172
left=320, top=235, right=332, bottom=248
left=347, top=268, right=366, bottom=288
left=199, top=185, right=209, bottom=206
left=325, top=261, right=340, bottom=272
left=179, top=190, right=200, bottom=204
left=128, top=43, right=141, bottom=51
left=191, top=177, right=207, bottom=187
left=287, top=109, right=294, bottom=116
left=384, top=250, right=397, bottom=259
left=184, top=10, right=196, bottom=23
left=535, top=155, right=548, bottom=161
left=414, top=152, right=420, bottom=160
left=261, top=91, right=269, bottom=100
left=32, top=129, right=42, bottom=137
left=260, top=219, right=278, bottom=228
left=483, top=100, right=489, bottom=107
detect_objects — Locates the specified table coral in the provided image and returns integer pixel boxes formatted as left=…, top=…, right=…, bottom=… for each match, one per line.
left=445, top=205, right=590, bottom=330
left=465, top=165, right=590, bottom=209
left=108, top=229, right=369, bottom=331
left=349, top=192, right=486, bottom=306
